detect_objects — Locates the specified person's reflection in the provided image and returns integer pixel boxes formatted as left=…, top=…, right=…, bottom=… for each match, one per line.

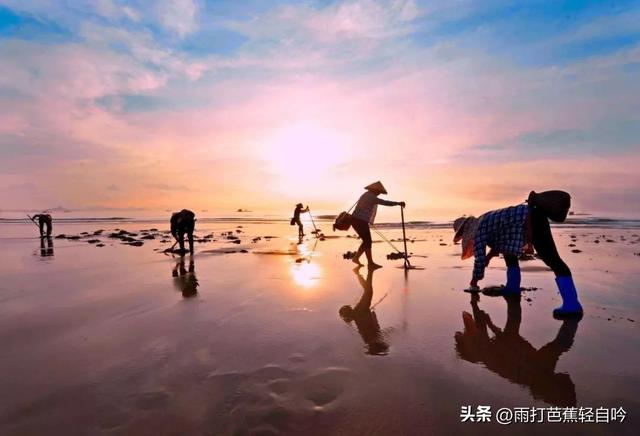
left=172, top=255, right=199, bottom=298
left=339, top=267, right=390, bottom=356
left=455, top=294, right=580, bottom=406
left=39, top=237, right=54, bottom=257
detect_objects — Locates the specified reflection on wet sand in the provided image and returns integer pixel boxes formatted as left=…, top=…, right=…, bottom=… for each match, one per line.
left=172, top=256, right=199, bottom=298
left=290, top=239, right=321, bottom=288
left=455, top=294, right=580, bottom=406
left=39, top=237, right=54, bottom=257
left=339, top=267, right=391, bottom=356
left=2, top=221, right=639, bottom=435
left=291, top=262, right=321, bottom=288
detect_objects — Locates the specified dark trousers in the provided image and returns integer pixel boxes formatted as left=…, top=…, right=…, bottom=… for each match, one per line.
left=504, top=207, right=571, bottom=277
left=294, top=218, right=303, bottom=236
left=38, top=219, right=52, bottom=237
left=352, top=218, right=372, bottom=249
left=177, top=222, right=195, bottom=253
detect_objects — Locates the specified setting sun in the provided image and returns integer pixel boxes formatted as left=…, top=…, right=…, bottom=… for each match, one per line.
left=262, top=122, right=354, bottom=196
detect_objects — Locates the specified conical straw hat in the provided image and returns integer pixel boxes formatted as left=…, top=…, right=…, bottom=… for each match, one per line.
left=453, top=216, right=479, bottom=260
left=364, top=181, right=387, bottom=194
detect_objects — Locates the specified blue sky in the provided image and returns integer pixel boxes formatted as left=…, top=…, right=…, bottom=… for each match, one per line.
left=0, top=0, right=639, bottom=216
left=2, top=1, right=638, bottom=63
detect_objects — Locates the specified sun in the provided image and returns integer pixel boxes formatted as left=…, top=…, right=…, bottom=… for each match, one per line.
left=262, top=121, right=351, bottom=193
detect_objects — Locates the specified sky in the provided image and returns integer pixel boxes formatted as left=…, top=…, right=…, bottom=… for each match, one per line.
left=0, top=0, right=639, bottom=219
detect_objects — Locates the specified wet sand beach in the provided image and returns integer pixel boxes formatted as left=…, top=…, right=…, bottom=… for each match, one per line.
left=0, top=218, right=638, bottom=435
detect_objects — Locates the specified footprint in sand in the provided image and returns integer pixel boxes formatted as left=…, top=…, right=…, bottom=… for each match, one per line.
left=266, top=378, right=291, bottom=395
left=288, top=353, right=307, bottom=363
left=251, top=364, right=295, bottom=382
left=299, top=367, right=353, bottom=408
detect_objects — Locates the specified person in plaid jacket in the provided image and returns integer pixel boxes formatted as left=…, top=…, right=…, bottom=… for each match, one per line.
left=453, top=196, right=582, bottom=319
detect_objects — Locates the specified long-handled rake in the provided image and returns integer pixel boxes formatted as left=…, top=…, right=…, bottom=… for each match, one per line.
left=26, top=215, right=45, bottom=237
left=372, top=207, right=418, bottom=270
left=308, top=209, right=321, bottom=237
left=400, top=206, right=411, bottom=269
left=26, top=214, right=40, bottom=230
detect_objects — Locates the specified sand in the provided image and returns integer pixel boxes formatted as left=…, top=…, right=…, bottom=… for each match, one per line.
left=0, top=219, right=638, bottom=435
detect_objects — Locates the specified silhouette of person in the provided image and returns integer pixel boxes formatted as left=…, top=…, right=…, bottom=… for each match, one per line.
left=31, top=214, right=52, bottom=237
left=170, top=209, right=195, bottom=255
left=39, top=237, right=54, bottom=257
left=453, top=191, right=582, bottom=318
left=454, top=294, right=580, bottom=406
left=291, top=203, right=309, bottom=238
left=351, top=181, right=405, bottom=269
left=172, top=256, right=199, bottom=298
left=339, top=267, right=390, bottom=355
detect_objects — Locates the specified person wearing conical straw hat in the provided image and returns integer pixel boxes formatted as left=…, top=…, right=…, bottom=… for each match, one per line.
left=351, top=181, right=405, bottom=269
left=453, top=190, right=583, bottom=319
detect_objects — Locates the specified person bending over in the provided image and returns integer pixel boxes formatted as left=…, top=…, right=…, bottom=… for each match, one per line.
left=31, top=213, right=52, bottom=237
left=170, top=209, right=196, bottom=255
left=452, top=191, right=582, bottom=318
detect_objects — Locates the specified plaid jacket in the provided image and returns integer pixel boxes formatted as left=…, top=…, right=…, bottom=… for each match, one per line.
left=473, top=204, right=529, bottom=280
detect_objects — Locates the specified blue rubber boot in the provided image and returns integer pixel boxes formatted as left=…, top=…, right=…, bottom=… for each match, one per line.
left=503, top=267, right=521, bottom=294
left=553, top=276, right=583, bottom=318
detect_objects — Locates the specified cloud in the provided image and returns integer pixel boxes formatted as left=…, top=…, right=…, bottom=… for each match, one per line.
left=9, top=181, right=37, bottom=191
left=95, top=0, right=140, bottom=21
left=222, top=0, right=419, bottom=41
left=146, top=183, right=192, bottom=192
left=156, top=0, right=198, bottom=37
left=0, top=1, right=638, bottom=215
left=462, top=121, right=640, bottom=162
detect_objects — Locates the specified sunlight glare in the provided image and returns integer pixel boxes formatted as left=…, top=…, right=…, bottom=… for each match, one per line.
left=263, top=122, right=351, bottom=193
left=290, top=261, right=321, bottom=288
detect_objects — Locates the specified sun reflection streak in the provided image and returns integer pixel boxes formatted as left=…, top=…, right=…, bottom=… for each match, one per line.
left=289, top=240, right=321, bottom=288
left=291, top=261, right=321, bottom=288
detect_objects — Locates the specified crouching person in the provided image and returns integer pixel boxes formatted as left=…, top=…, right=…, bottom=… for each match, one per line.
left=31, top=213, right=53, bottom=237
left=453, top=191, right=582, bottom=318
left=170, top=209, right=195, bottom=254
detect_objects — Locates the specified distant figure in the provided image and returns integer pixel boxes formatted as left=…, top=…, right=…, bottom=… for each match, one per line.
left=31, top=214, right=52, bottom=237
left=339, top=267, right=390, bottom=355
left=170, top=209, right=195, bottom=254
left=351, top=181, right=405, bottom=268
left=291, top=203, right=309, bottom=238
left=172, top=256, right=198, bottom=298
left=455, top=294, right=579, bottom=406
left=453, top=190, right=582, bottom=318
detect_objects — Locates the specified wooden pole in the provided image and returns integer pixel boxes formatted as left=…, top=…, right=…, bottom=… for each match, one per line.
left=400, top=206, right=410, bottom=269
left=26, top=215, right=41, bottom=229
left=308, top=209, right=318, bottom=235
left=164, top=239, right=179, bottom=253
